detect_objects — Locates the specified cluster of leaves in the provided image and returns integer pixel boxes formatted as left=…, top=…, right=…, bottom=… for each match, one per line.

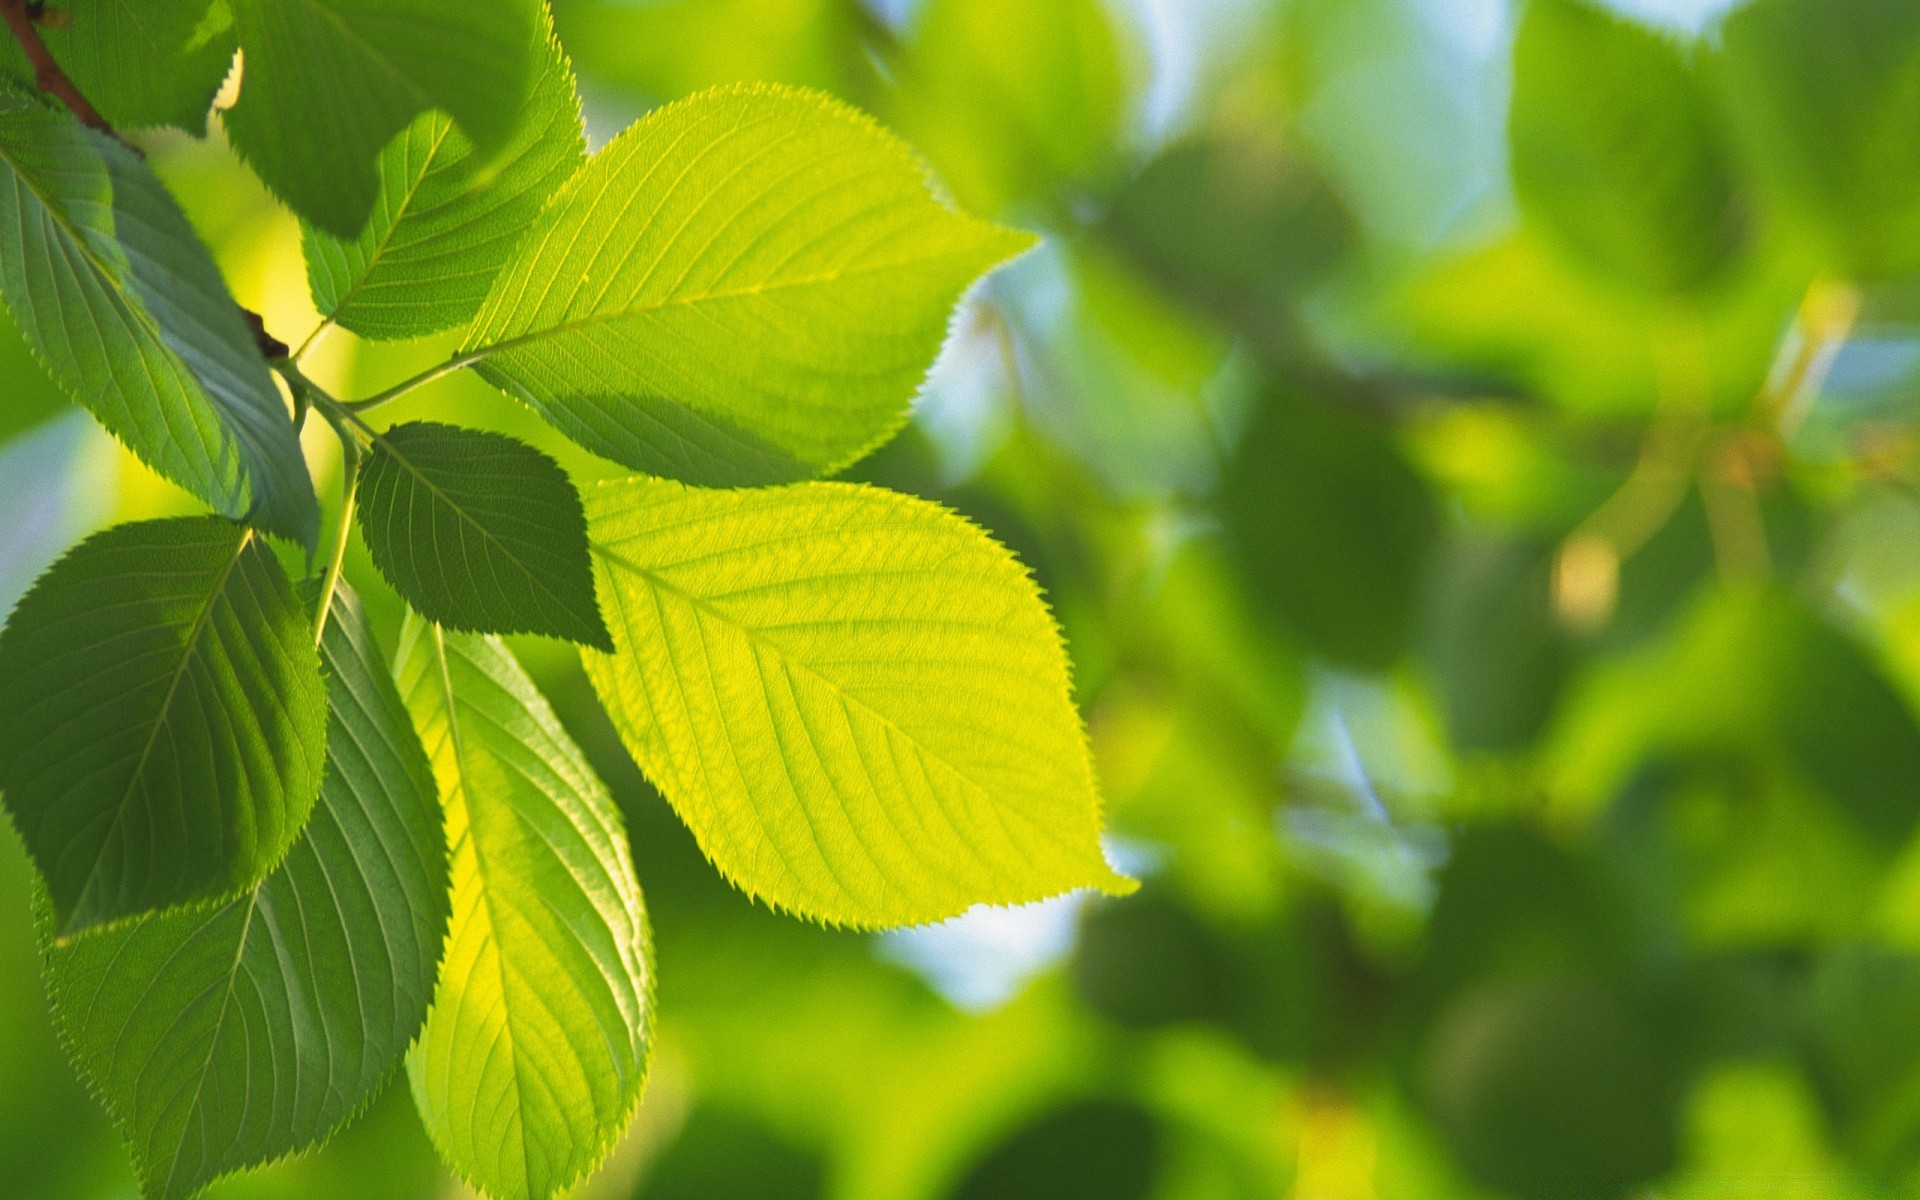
left=0, top=2, right=1135, bottom=1198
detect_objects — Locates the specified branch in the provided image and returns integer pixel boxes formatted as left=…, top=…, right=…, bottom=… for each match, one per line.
left=0, top=0, right=133, bottom=152
left=0, top=0, right=291, bottom=360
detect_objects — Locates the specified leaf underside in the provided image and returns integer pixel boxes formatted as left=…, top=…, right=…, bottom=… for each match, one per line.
left=0, top=90, right=318, bottom=546
left=225, top=0, right=540, bottom=237
left=302, top=6, right=584, bottom=339
left=0, top=516, right=328, bottom=935
left=43, top=584, right=449, bottom=1200
left=583, top=477, right=1133, bottom=928
left=396, top=619, right=651, bottom=1200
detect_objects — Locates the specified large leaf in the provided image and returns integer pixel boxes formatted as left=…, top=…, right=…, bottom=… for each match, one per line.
left=359, top=422, right=610, bottom=649
left=1717, top=0, right=1920, bottom=278
left=1509, top=0, right=1743, bottom=295
left=302, top=13, right=584, bottom=339
left=225, top=0, right=540, bottom=238
left=0, top=516, right=327, bottom=935
left=41, top=584, right=448, bottom=1200
left=396, top=619, right=650, bottom=1200
left=461, top=83, right=1033, bottom=486
left=0, top=413, right=114, bottom=625
left=582, top=477, right=1133, bottom=927
left=0, top=91, right=318, bottom=545
left=0, top=0, right=236, bottom=131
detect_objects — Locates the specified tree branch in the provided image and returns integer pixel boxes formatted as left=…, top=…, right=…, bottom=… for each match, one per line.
left=0, top=0, right=131, bottom=151
left=0, top=0, right=291, bottom=360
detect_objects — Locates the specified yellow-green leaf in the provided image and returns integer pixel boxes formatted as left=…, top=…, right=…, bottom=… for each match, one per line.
left=583, top=477, right=1134, bottom=928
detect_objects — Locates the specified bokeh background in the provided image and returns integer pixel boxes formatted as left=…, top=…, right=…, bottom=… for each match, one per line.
left=7, top=0, right=1920, bottom=1195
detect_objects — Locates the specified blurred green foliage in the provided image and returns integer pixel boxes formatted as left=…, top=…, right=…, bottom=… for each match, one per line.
left=14, top=0, right=1920, bottom=1196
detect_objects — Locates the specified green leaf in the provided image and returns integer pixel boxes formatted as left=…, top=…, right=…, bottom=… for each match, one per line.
left=462, top=83, right=1034, bottom=486
left=0, top=0, right=236, bottom=131
left=1509, top=0, right=1743, bottom=295
left=0, top=91, right=318, bottom=546
left=302, top=13, right=584, bottom=340
left=1717, top=0, right=1920, bottom=278
left=582, top=477, right=1134, bottom=927
left=0, top=516, right=327, bottom=935
left=395, top=619, right=651, bottom=1200
left=41, top=583, right=448, bottom=1200
left=225, top=0, right=540, bottom=238
left=359, top=422, right=610, bottom=650
left=888, top=0, right=1127, bottom=214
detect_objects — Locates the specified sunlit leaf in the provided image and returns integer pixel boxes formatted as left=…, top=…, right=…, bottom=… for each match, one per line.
left=583, top=477, right=1134, bottom=927
left=225, top=0, right=540, bottom=237
left=463, top=83, right=1033, bottom=486
left=396, top=619, right=650, bottom=1200
left=42, top=584, right=448, bottom=1200
left=0, top=516, right=327, bottom=935
left=302, top=12, right=584, bottom=339
left=359, top=422, right=610, bottom=649
left=0, top=90, right=318, bottom=546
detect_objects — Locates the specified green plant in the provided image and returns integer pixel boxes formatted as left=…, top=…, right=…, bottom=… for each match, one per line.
left=0, top=2, right=1132, bottom=1197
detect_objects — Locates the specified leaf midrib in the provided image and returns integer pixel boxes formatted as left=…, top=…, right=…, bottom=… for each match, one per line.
left=428, top=625, right=539, bottom=1198
left=459, top=243, right=995, bottom=367
left=323, top=116, right=458, bottom=324
left=376, top=432, right=599, bottom=642
left=67, top=529, right=253, bottom=929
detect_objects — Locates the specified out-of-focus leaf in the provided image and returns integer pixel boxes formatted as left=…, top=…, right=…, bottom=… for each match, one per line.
left=1104, top=133, right=1355, bottom=344
left=358, top=422, right=610, bottom=649
left=889, top=0, right=1127, bottom=215
left=1422, top=974, right=1684, bottom=1200
left=462, top=84, right=1032, bottom=485
left=1509, top=0, right=1743, bottom=295
left=554, top=0, right=868, bottom=101
left=0, top=91, right=318, bottom=546
left=43, top=585, right=447, bottom=1200
left=1423, top=533, right=1570, bottom=752
left=396, top=620, right=651, bottom=1200
left=1805, top=946, right=1920, bottom=1165
left=635, top=1108, right=827, bottom=1200
left=1718, top=0, right=1920, bottom=278
left=225, top=0, right=541, bottom=237
left=0, top=0, right=235, bottom=131
left=583, top=477, right=1134, bottom=927
left=0, top=517, right=327, bottom=935
left=302, top=12, right=583, bottom=340
left=1221, top=389, right=1437, bottom=671
left=947, top=1100, right=1161, bottom=1200
left=1006, top=241, right=1243, bottom=501
left=1548, top=588, right=1920, bottom=843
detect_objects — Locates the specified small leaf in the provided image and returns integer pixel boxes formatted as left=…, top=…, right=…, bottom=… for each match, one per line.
left=225, top=0, right=541, bottom=237
left=462, top=83, right=1034, bottom=486
left=0, top=0, right=236, bottom=131
left=0, top=91, right=319, bottom=546
left=302, top=11, right=585, bottom=339
left=359, top=422, right=610, bottom=649
left=1717, top=0, right=1920, bottom=279
left=396, top=619, right=650, bottom=1200
left=0, top=516, right=328, bottom=935
left=43, top=584, right=449, bottom=1200
left=1509, top=0, right=1743, bottom=295
left=583, top=477, right=1134, bottom=927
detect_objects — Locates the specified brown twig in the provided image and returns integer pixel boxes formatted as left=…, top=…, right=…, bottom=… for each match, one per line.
left=0, top=0, right=130, bottom=150
left=0, top=1, right=290, bottom=360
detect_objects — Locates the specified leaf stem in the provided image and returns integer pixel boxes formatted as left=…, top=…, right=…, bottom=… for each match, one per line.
left=0, top=0, right=131, bottom=150
left=345, top=349, right=488, bottom=414
left=312, top=439, right=361, bottom=645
